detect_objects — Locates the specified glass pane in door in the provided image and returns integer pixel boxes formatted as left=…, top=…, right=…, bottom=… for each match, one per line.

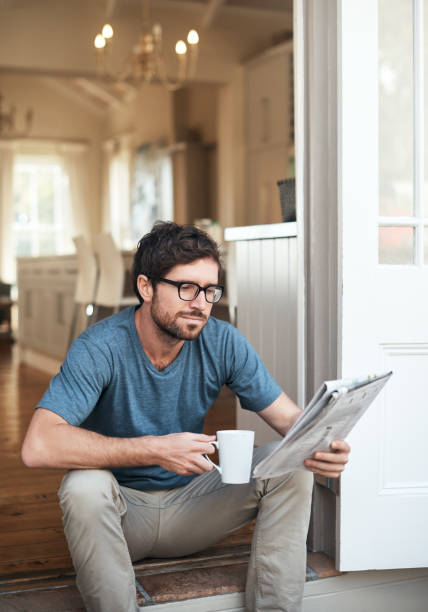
left=379, top=0, right=414, bottom=217
left=425, top=227, right=428, bottom=263
left=379, top=226, right=414, bottom=264
left=424, top=0, right=428, bottom=217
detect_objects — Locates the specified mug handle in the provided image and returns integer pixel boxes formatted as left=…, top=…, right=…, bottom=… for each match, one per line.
left=203, top=441, right=221, bottom=474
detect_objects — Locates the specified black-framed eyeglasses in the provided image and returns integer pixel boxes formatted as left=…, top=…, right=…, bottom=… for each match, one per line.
left=154, top=277, right=224, bottom=304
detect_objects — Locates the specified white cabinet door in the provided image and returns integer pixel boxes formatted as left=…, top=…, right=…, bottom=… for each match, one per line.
left=336, top=0, right=428, bottom=570
left=244, top=42, right=294, bottom=227
left=247, top=148, right=289, bottom=225
left=246, top=45, right=291, bottom=150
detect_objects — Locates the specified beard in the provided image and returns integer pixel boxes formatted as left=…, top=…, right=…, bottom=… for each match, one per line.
left=150, top=298, right=209, bottom=341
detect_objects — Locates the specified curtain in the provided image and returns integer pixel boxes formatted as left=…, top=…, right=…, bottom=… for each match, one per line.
left=0, top=144, right=15, bottom=283
left=60, top=144, right=91, bottom=239
left=102, top=134, right=133, bottom=249
left=101, top=140, right=114, bottom=235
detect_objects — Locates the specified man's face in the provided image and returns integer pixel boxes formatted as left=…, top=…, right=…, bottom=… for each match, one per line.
left=150, top=258, right=219, bottom=341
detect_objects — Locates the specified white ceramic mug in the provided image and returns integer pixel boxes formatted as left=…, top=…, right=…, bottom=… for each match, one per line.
left=204, top=430, right=255, bottom=484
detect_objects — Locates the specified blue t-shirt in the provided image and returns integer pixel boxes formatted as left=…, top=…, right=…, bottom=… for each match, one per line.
left=37, top=306, right=282, bottom=490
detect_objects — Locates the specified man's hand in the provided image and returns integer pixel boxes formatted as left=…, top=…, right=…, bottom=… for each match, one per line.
left=304, top=439, right=350, bottom=478
left=149, top=432, right=217, bottom=476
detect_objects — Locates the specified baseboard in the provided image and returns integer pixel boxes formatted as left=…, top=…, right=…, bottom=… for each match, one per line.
left=17, top=345, right=62, bottom=376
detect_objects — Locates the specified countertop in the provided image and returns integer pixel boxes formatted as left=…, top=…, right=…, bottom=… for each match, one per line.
left=224, top=222, right=297, bottom=242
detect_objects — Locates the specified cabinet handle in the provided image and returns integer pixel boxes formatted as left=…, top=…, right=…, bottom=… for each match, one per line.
left=56, top=293, right=65, bottom=325
left=25, top=290, right=32, bottom=318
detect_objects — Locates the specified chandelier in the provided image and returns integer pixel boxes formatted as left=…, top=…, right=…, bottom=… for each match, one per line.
left=93, top=0, right=200, bottom=91
left=0, top=92, right=33, bottom=138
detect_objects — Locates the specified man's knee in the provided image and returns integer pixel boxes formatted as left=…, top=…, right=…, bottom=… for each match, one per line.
left=289, top=468, right=314, bottom=499
left=272, top=467, right=313, bottom=492
left=58, top=469, right=121, bottom=519
left=260, top=468, right=314, bottom=508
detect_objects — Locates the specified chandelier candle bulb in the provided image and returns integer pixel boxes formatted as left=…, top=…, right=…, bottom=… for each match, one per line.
left=187, top=29, right=199, bottom=79
left=187, top=29, right=199, bottom=45
left=94, top=34, right=106, bottom=49
left=175, top=40, right=187, bottom=55
left=102, top=23, right=113, bottom=39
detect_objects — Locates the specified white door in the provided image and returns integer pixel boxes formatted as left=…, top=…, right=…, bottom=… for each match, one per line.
left=337, top=0, right=428, bottom=570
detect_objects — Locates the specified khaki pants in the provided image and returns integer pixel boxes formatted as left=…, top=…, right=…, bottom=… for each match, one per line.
left=58, top=443, right=314, bottom=612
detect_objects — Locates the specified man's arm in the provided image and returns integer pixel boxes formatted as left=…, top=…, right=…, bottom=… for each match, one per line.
left=258, top=391, right=350, bottom=478
left=21, top=408, right=216, bottom=476
left=257, top=391, right=303, bottom=436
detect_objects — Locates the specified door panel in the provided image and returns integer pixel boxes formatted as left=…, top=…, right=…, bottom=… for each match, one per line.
left=337, top=0, right=428, bottom=570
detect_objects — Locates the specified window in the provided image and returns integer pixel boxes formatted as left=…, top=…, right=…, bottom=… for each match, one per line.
left=103, top=138, right=172, bottom=250
left=130, top=144, right=173, bottom=245
left=12, top=158, right=72, bottom=260
left=378, top=0, right=427, bottom=265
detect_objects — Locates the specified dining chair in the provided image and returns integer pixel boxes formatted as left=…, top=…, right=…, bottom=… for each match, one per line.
left=92, top=233, right=138, bottom=322
left=0, top=281, right=13, bottom=339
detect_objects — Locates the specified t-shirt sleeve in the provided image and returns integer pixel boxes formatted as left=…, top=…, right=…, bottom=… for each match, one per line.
left=36, top=337, right=113, bottom=426
left=223, top=325, right=282, bottom=412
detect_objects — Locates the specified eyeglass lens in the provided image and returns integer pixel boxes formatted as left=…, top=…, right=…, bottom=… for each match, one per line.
left=179, top=283, right=222, bottom=303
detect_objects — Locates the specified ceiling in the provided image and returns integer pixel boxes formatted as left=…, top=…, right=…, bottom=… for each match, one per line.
left=0, top=0, right=293, bottom=111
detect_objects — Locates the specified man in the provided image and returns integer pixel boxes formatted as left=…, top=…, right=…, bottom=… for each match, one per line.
left=22, top=222, right=350, bottom=612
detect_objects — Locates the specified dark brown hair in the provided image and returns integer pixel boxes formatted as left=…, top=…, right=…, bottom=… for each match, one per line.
left=133, top=221, right=222, bottom=303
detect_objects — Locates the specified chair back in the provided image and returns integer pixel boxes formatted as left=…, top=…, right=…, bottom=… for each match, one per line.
left=73, top=236, right=98, bottom=305
left=93, top=233, right=125, bottom=308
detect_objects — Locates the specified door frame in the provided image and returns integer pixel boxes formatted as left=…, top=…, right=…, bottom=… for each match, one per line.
left=293, top=0, right=340, bottom=557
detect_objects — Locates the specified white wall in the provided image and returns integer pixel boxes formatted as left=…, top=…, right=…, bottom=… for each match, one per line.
left=105, top=85, right=174, bottom=145
left=174, top=84, right=219, bottom=144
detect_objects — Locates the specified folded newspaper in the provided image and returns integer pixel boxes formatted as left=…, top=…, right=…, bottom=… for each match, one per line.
left=253, top=371, right=393, bottom=479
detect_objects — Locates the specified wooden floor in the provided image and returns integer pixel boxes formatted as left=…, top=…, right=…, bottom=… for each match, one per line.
left=0, top=336, right=71, bottom=578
